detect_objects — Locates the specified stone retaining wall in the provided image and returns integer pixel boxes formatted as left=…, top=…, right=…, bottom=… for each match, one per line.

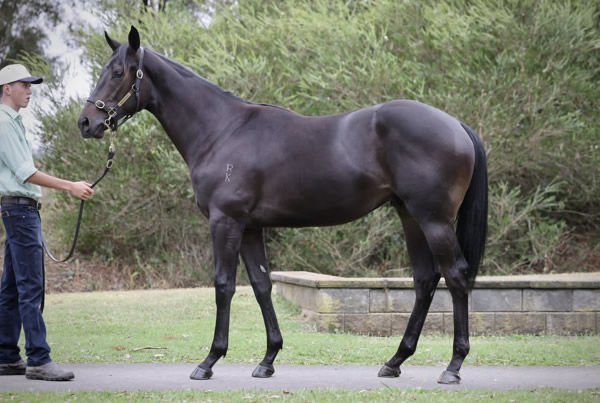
left=271, top=271, right=600, bottom=336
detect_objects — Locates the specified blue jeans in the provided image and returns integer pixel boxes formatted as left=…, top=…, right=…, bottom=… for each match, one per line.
left=0, top=205, right=51, bottom=366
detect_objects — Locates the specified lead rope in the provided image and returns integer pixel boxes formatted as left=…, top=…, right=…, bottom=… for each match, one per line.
left=39, top=132, right=116, bottom=312
left=41, top=47, right=143, bottom=312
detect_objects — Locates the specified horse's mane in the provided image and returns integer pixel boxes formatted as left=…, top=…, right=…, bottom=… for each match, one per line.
left=149, top=48, right=288, bottom=112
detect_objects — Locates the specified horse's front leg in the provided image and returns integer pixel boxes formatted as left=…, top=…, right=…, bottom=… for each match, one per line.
left=240, top=227, right=283, bottom=378
left=190, top=214, right=243, bottom=380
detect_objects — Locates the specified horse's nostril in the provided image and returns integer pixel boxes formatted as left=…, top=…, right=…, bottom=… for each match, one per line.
left=78, top=116, right=89, bottom=130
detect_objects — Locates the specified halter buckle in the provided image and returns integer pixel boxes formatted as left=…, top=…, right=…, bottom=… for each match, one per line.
left=136, top=69, right=144, bottom=79
left=95, top=100, right=106, bottom=109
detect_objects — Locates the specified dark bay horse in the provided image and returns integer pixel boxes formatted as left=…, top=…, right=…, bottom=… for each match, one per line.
left=78, top=26, right=487, bottom=384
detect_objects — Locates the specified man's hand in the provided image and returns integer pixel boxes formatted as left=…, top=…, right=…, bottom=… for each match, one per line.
left=69, top=181, right=94, bottom=200
left=26, top=171, right=94, bottom=200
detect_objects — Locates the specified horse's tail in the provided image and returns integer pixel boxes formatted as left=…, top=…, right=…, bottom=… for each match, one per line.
left=457, top=122, right=488, bottom=290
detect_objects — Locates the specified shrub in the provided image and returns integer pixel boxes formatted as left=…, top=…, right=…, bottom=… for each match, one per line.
left=22, top=0, right=598, bottom=285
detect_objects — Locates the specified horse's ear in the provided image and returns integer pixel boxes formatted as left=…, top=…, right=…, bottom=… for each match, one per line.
left=105, top=31, right=120, bottom=51
left=128, top=26, right=140, bottom=52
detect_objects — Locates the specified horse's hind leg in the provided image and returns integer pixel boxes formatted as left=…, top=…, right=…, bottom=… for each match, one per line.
left=420, top=220, right=471, bottom=384
left=379, top=207, right=441, bottom=377
left=190, top=214, right=242, bottom=380
left=240, top=227, right=283, bottom=378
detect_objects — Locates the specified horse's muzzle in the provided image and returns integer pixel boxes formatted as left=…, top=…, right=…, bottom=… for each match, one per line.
left=78, top=115, right=105, bottom=139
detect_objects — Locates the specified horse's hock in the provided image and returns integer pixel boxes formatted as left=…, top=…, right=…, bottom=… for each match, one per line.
left=271, top=271, right=600, bottom=335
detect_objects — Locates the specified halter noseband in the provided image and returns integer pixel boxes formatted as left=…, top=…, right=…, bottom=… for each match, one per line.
left=87, top=47, right=145, bottom=131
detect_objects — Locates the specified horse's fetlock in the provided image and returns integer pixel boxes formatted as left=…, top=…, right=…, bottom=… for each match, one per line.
left=399, top=340, right=417, bottom=357
left=271, top=336, right=283, bottom=351
left=454, top=339, right=470, bottom=357
left=210, top=344, right=228, bottom=359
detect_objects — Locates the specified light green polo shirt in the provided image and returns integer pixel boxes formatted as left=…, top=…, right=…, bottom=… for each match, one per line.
left=0, top=103, right=42, bottom=200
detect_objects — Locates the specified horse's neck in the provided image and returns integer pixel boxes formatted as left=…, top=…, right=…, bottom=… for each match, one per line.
left=145, top=54, right=243, bottom=164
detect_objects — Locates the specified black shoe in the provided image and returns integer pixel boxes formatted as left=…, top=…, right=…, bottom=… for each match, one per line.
left=26, top=361, right=75, bottom=381
left=0, top=359, right=26, bottom=375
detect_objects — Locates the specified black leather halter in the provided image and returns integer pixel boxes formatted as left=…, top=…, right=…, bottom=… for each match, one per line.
left=86, top=47, right=145, bottom=131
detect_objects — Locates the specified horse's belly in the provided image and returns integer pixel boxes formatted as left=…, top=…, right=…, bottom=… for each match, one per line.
left=250, top=183, right=391, bottom=228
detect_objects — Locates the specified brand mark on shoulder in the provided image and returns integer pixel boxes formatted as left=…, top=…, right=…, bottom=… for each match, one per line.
left=225, top=163, right=234, bottom=182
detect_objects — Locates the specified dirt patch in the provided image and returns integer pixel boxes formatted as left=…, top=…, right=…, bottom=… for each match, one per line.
left=43, top=258, right=135, bottom=293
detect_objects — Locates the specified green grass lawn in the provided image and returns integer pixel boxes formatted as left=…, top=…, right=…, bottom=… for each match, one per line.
left=3, top=388, right=599, bottom=403
left=41, top=287, right=599, bottom=366
left=2, top=287, right=598, bottom=402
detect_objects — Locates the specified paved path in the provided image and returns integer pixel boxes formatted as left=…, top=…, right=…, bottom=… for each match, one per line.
left=1, top=364, right=599, bottom=392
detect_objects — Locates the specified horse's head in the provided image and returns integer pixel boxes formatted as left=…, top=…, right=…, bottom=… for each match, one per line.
left=78, top=26, right=148, bottom=138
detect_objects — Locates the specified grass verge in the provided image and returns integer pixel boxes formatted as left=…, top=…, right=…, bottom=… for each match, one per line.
left=40, top=287, right=599, bottom=366
left=1, top=388, right=599, bottom=402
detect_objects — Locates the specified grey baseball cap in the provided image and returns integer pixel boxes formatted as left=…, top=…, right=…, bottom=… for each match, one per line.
left=0, top=64, right=43, bottom=85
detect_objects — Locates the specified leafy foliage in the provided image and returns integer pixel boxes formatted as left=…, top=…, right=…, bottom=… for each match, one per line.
left=0, top=0, right=64, bottom=65
left=30, top=0, right=600, bottom=283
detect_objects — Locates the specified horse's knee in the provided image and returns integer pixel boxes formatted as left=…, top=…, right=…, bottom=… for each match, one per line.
left=214, top=280, right=236, bottom=303
left=250, top=274, right=272, bottom=292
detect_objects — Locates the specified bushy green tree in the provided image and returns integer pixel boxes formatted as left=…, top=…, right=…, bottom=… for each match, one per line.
left=33, top=0, right=600, bottom=285
left=0, top=0, right=64, bottom=65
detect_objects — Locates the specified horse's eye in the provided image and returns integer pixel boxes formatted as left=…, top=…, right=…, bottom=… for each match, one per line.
left=112, top=71, right=123, bottom=79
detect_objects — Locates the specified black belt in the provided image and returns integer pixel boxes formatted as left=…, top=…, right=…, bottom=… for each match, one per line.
left=1, top=196, right=42, bottom=210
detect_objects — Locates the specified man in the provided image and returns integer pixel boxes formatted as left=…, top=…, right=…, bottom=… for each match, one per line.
left=0, top=64, right=93, bottom=381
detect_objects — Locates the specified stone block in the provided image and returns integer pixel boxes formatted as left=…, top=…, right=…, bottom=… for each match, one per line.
left=390, top=313, right=409, bottom=336
left=443, top=313, right=454, bottom=333
left=442, top=312, right=495, bottom=335
left=573, top=290, right=600, bottom=311
left=471, top=289, right=522, bottom=312
left=316, top=288, right=369, bottom=314
left=430, top=289, right=453, bottom=312
left=344, top=313, right=391, bottom=336
left=391, top=313, right=445, bottom=336
left=275, top=283, right=318, bottom=312
left=311, top=312, right=344, bottom=333
left=370, top=289, right=415, bottom=313
left=423, top=313, right=445, bottom=334
left=494, top=313, right=546, bottom=335
left=523, top=289, right=573, bottom=312
left=546, top=312, right=597, bottom=335
left=469, top=312, right=496, bottom=335
left=369, top=288, right=452, bottom=313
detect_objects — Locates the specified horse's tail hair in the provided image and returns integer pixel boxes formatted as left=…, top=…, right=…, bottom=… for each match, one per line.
left=457, top=122, right=488, bottom=290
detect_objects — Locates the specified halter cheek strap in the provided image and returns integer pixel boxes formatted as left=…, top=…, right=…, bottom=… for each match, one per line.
left=87, top=47, right=145, bottom=131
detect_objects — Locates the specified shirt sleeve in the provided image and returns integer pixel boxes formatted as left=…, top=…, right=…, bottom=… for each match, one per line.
left=0, top=121, right=38, bottom=183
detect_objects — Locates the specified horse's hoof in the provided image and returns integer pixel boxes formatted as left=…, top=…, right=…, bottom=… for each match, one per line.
left=378, top=365, right=400, bottom=378
left=438, top=370, right=461, bottom=384
left=190, top=365, right=213, bottom=380
left=252, top=363, right=275, bottom=378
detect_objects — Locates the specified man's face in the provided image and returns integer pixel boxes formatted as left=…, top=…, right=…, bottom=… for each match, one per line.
left=6, top=81, right=33, bottom=109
